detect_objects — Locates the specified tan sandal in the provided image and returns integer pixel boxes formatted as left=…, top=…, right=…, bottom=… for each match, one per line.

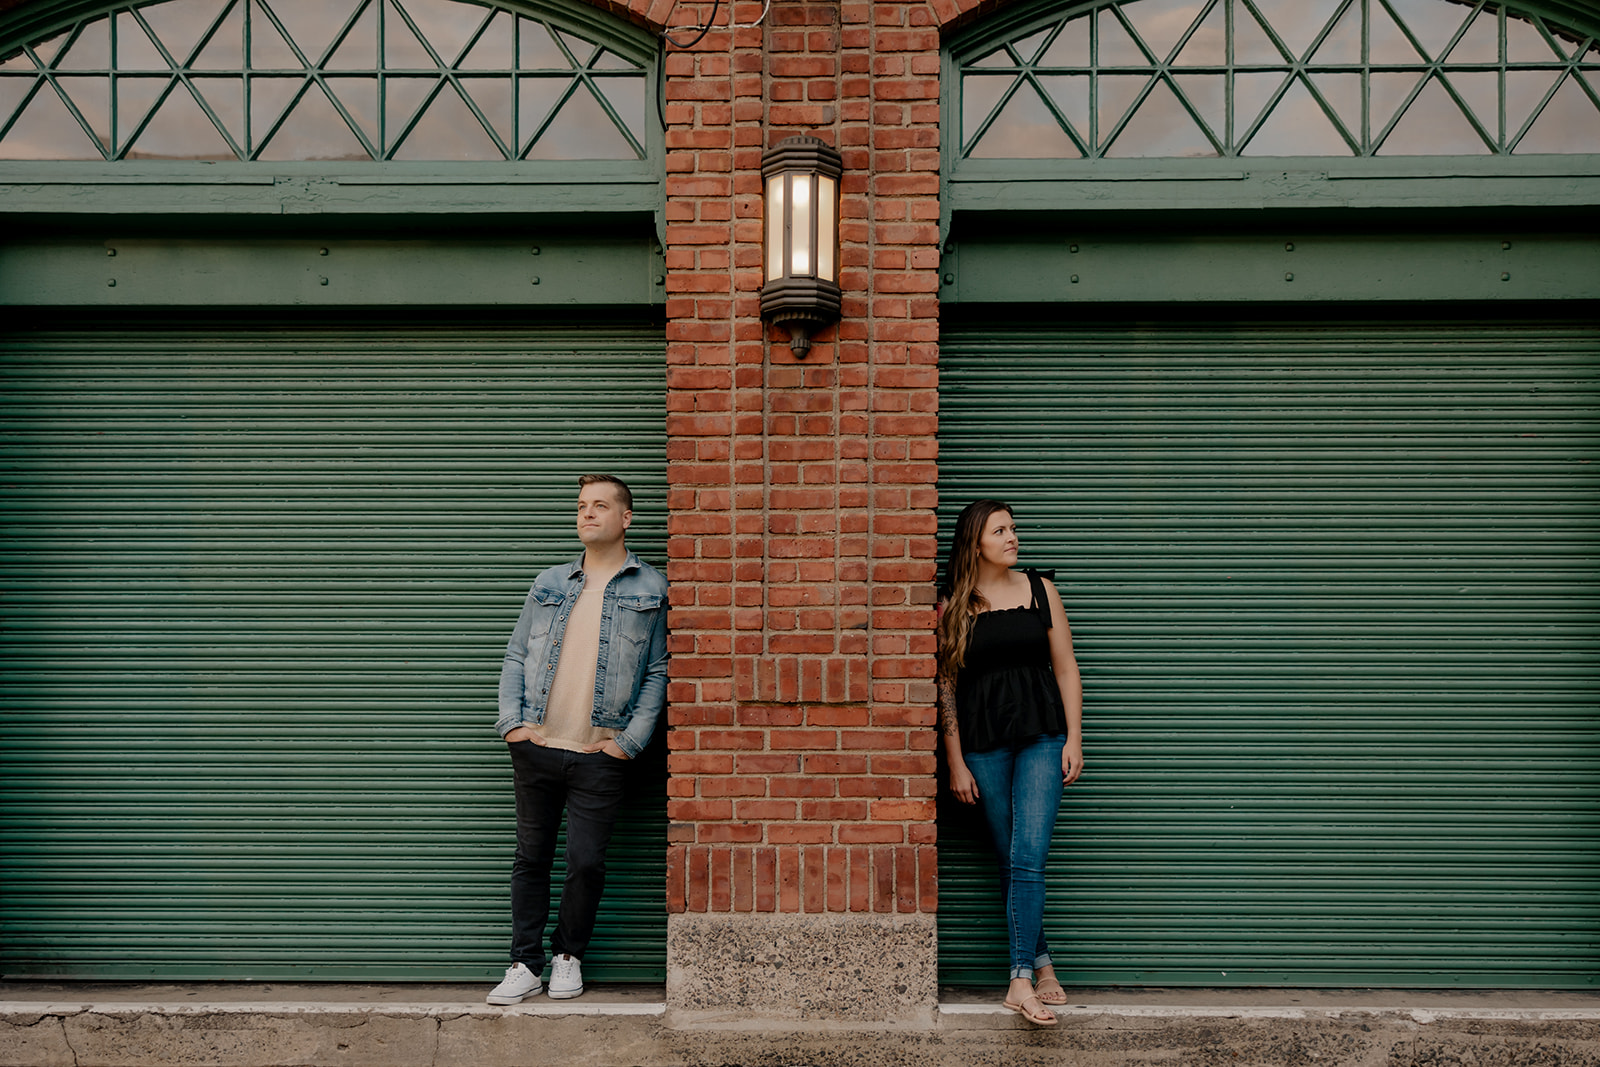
left=1003, top=992, right=1058, bottom=1025
left=1034, top=975, right=1068, bottom=1005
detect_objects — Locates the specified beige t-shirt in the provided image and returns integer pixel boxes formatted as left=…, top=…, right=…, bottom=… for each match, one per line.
left=534, top=563, right=622, bottom=752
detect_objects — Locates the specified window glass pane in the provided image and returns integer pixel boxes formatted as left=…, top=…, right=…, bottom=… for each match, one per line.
left=1515, top=73, right=1600, bottom=153
left=1097, top=10, right=1148, bottom=66
left=129, top=82, right=235, bottom=158
left=384, top=74, right=438, bottom=149
left=460, top=75, right=513, bottom=144
left=1233, top=5, right=1286, bottom=65
left=392, top=80, right=500, bottom=158
left=1251, top=0, right=1342, bottom=62
left=1098, top=74, right=1153, bottom=146
left=384, top=4, right=437, bottom=66
left=139, top=0, right=218, bottom=68
left=194, top=2, right=244, bottom=69
left=258, top=80, right=368, bottom=159
left=1233, top=70, right=1287, bottom=134
left=1244, top=75, right=1351, bottom=155
left=461, top=13, right=515, bottom=69
left=1173, top=3, right=1224, bottom=66
left=592, top=74, right=645, bottom=146
left=57, top=20, right=112, bottom=71
left=1504, top=13, right=1559, bottom=63
left=517, top=74, right=565, bottom=146
left=1171, top=73, right=1225, bottom=139
left=0, top=74, right=39, bottom=120
left=1384, top=0, right=1471, bottom=62
left=555, top=29, right=597, bottom=68
left=1380, top=74, right=1489, bottom=154
left=524, top=81, right=635, bottom=159
left=325, top=2, right=378, bottom=69
left=962, top=73, right=1013, bottom=149
left=1505, top=69, right=1561, bottom=135
left=30, top=28, right=73, bottom=67
left=265, top=0, right=354, bottom=67
left=0, top=83, right=104, bottom=157
left=191, top=75, right=244, bottom=143
left=1012, top=28, right=1051, bottom=63
left=973, top=78, right=1080, bottom=157
left=117, top=12, right=170, bottom=70
left=1123, top=0, right=1204, bottom=64
left=57, top=76, right=112, bottom=146
left=116, top=76, right=169, bottom=148
left=1106, top=76, right=1215, bottom=156
left=1369, top=70, right=1425, bottom=132
left=249, top=75, right=307, bottom=148
left=1444, top=70, right=1500, bottom=138
left=1038, top=21, right=1088, bottom=67
left=1368, top=4, right=1423, bottom=64
left=1308, top=71, right=1362, bottom=139
left=969, top=48, right=1013, bottom=68
left=518, top=19, right=570, bottom=70
left=324, top=75, right=378, bottom=142
left=1311, top=2, right=1361, bottom=64
left=1448, top=9, right=1499, bottom=65
left=249, top=7, right=298, bottom=69
left=399, top=0, right=485, bottom=67
left=1037, top=73, right=1090, bottom=140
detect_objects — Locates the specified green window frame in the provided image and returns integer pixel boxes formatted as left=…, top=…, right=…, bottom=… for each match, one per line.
left=942, top=0, right=1600, bottom=231
left=0, top=0, right=664, bottom=227
left=952, top=0, right=1600, bottom=160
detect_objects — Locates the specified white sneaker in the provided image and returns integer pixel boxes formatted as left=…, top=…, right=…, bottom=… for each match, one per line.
left=548, top=953, right=584, bottom=999
left=485, top=962, right=542, bottom=1004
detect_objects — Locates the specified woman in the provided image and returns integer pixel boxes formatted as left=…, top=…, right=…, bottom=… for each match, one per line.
left=937, top=499, right=1084, bottom=1026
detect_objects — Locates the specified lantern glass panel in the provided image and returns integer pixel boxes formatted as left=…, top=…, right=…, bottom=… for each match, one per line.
left=790, top=174, right=812, bottom=276
left=817, top=174, right=836, bottom=281
left=765, top=174, right=785, bottom=282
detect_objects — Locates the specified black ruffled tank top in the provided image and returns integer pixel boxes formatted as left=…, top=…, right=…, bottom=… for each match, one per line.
left=954, top=569, right=1070, bottom=754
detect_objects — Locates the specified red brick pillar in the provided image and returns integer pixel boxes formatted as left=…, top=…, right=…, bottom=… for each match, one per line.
left=660, top=0, right=943, bottom=1024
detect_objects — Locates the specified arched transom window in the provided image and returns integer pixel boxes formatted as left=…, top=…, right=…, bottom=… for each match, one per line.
left=0, top=0, right=652, bottom=161
left=956, top=0, right=1600, bottom=158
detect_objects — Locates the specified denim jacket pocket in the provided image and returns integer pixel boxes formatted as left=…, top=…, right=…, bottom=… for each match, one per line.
left=524, top=586, right=567, bottom=639
left=614, top=593, right=664, bottom=648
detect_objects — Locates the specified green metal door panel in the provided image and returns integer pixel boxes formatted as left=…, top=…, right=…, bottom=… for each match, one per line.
left=936, top=316, right=1600, bottom=989
left=0, top=317, right=668, bottom=981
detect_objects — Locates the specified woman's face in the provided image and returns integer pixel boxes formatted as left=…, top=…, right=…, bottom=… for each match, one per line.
left=975, top=509, right=1018, bottom=569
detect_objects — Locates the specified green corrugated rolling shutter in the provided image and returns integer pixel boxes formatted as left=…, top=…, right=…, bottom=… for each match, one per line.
left=0, top=316, right=667, bottom=981
left=937, top=313, right=1600, bottom=988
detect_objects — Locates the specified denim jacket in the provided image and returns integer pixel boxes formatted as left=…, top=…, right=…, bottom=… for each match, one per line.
left=497, top=550, right=669, bottom=759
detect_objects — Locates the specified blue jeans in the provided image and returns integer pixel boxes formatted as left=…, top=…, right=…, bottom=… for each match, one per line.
left=508, top=740, right=631, bottom=974
left=965, top=734, right=1066, bottom=981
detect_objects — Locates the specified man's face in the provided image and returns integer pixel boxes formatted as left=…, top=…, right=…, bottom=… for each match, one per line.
left=576, top=482, right=631, bottom=548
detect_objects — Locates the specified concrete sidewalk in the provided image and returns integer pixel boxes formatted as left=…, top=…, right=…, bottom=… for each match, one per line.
left=4, top=981, right=1599, bottom=1066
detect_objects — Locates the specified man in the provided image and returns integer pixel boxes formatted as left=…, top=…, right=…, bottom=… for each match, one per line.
left=486, top=474, right=668, bottom=1004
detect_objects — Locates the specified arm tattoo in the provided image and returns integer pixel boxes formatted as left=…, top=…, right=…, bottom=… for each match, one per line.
left=937, top=675, right=959, bottom=738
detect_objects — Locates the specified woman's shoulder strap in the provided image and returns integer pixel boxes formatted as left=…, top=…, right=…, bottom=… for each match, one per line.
left=1023, top=568, right=1056, bottom=628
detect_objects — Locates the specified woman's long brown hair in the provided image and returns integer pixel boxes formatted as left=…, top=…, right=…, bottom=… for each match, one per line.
left=936, top=499, right=1013, bottom=682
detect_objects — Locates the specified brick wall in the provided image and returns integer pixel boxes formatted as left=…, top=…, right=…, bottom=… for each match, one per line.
left=655, top=0, right=945, bottom=918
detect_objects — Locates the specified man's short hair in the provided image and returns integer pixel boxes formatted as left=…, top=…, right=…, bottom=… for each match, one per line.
left=578, top=474, right=632, bottom=512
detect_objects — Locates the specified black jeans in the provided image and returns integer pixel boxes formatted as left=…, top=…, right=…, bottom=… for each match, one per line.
left=507, top=740, right=631, bottom=974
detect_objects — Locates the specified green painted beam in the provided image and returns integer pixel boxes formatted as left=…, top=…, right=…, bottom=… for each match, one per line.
left=0, top=233, right=666, bottom=306
left=940, top=231, right=1600, bottom=303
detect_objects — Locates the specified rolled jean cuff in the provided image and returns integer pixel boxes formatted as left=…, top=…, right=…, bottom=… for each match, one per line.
left=1034, top=953, right=1053, bottom=972
left=1009, top=964, right=1034, bottom=981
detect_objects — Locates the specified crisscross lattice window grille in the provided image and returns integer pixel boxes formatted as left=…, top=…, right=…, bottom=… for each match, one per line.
left=957, top=0, right=1600, bottom=158
left=0, top=0, right=650, bottom=161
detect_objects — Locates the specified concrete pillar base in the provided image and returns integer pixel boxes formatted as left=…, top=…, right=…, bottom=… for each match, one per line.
left=665, top=912, right=938, bottom=1028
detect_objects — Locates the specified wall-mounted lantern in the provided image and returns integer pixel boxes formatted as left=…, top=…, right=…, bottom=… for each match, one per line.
left=761, top=135, right=842, bottom=357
